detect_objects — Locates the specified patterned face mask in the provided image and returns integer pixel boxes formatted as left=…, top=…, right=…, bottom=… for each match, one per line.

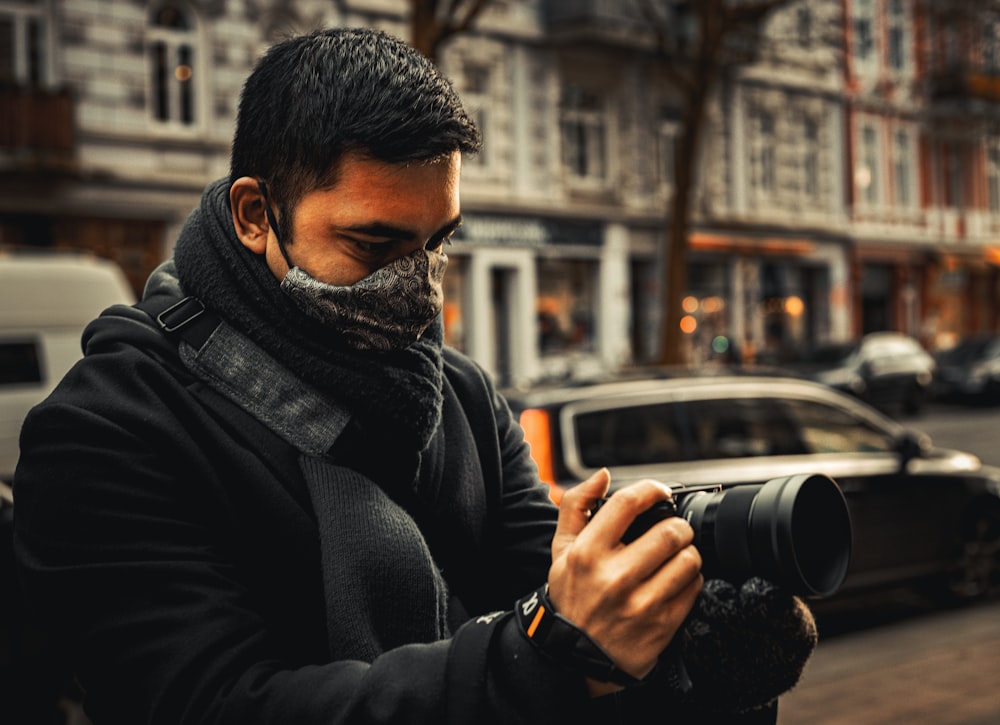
left=256, top=180, right=447, bottom=352
left=280, top=248, right=448, bottom=352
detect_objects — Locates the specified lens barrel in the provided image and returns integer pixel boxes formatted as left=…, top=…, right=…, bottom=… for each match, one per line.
left=677, top=473, right=851, bottom=598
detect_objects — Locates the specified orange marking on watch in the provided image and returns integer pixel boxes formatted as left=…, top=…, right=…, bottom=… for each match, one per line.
left=526, top=606, right=546, bottom=638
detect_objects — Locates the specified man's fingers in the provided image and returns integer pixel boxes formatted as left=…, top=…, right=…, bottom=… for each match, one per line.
left=579, top=479, right=674, bottom=547
left=552, top=468, right=611, bottom=556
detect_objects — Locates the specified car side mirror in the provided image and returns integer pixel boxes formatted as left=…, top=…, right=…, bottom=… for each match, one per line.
left=896, top=429, right=930, bottom=470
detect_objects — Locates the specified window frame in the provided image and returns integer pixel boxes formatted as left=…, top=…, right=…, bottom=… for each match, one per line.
left=886, top=0, right=912, bottom=75
left=0, top=0, right=53, bottom=88
left=458, top=60, right=494, bottom=172
left=146, top=2, right=201, bottom=132
left=559, top=82, right=609, bottom=188
left=856, top=117, right=883, bottom=208
left=851, top=0, right=876, bottom=73
left=749, top=107, right=777, bottom=200
left=891, top=124, right=917, bottom=210
left=656, top=112, right=680, bottom=195
left=802, top=116, right=820, bottom=202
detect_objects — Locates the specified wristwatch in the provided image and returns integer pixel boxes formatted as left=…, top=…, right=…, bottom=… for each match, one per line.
left=514, top=584, right=644, bottom=687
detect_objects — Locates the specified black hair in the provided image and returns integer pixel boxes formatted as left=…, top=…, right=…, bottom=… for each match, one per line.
left=229, top=27, right=481, bottom=239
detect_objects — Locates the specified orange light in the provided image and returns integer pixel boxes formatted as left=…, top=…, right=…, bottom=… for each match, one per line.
left=682, top=295, right=699, bottom=314
left=518, top=408, right=562, bottom=505
left=784, top=295, right=805, bottom=317
left=680, top=315, right=698, bottom=334
left=701, top=296, right=724, bottom=314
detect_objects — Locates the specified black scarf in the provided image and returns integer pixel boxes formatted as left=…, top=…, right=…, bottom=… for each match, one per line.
left=173, top=178, right=444, bottom=456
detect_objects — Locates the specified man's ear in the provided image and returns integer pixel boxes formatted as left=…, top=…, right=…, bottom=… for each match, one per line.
left=230, top=176, right=270, bottom=254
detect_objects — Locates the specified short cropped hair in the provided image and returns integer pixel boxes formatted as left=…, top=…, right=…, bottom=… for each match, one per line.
left=229, top=27, right=481, bottom=239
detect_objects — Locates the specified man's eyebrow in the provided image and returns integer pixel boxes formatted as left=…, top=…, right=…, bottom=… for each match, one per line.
left=342, top=214, right=463, bottom=241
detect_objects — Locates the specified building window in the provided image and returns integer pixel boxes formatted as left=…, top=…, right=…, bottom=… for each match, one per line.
left=656, top=104, right=680, bottom=192
left=0, top=2, right=46, bottom=87
left=802, top=117, right=819, bottom=200
left=852, top=0, right=875, bottom=69
left=750, top=109, right=776, bottom=198
left=892, top=128, right=914, bottom=208
left=887, top=0, right=909, bottom=73
left=148, top=2, right=196, bottom=127
left=459, top=62, right=492, bottom=169
left=858, top=121, right=881, bottom=206
left=560, top=84, right=607, bottom=184
left=796, top=6, right=812, bottom=47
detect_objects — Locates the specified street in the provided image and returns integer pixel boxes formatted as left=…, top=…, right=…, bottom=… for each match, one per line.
left=908, top=401, right=1000, bottom=467
left=778, top=594, right=1000, bottom=725
left=777, top=400, right=1000, bottom=725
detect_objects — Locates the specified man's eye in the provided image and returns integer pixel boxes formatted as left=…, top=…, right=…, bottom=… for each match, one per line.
left=352, top=239, right=390, bottom=255
left=428, top=235, right=455, bottom=251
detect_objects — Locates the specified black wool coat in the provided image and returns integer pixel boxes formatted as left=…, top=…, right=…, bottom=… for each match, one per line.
left=14, top=296, right=781, bottom=725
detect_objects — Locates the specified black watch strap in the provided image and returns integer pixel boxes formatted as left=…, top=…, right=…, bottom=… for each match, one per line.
left=514, top=585, right=644, bottom=687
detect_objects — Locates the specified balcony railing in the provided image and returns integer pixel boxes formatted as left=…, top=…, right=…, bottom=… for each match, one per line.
left=928, top=65, right=1000, bottom=105
left=544, top=0, right=654, bottom=46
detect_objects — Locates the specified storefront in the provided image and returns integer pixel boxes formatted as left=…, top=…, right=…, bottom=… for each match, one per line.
left=923, top=246, right=1000, bottom=351
left=631, top=231, right=850, bottom=365
left=449, top=213, right=632, bottom=386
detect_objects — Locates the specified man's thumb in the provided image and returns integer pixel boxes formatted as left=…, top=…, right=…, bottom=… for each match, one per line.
left=552, top=468, right=611, bottom=550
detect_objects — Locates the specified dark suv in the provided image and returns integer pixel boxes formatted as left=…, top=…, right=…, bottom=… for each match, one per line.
left=504, top=369, right=1000, bottom=601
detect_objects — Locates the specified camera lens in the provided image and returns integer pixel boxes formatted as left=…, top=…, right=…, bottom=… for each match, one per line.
left=677, top=473, right=851, bottom=598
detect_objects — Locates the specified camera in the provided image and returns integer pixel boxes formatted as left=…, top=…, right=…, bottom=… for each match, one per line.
left=603, top=473, right=852, bottom=598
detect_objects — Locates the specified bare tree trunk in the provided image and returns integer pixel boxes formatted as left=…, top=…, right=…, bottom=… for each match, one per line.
left=659, top=80, right=711, bottom=365
left=656, top=3, right=726, bottom=366
left=409, top=0, right=493, bottom=61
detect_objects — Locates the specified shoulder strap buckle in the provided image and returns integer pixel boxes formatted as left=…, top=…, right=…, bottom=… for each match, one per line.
left=156, top=296, right=206, bottom=333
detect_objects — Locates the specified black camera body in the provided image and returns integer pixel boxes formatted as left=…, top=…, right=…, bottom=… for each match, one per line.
left=604, top=473, right=852, bottom=598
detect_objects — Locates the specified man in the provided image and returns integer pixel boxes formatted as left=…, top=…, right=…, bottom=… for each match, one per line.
left=13, top=28, right=815, bottom=724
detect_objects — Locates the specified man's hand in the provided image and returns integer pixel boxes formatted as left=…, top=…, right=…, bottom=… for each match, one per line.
left=547, top=469, right=703, bottom=694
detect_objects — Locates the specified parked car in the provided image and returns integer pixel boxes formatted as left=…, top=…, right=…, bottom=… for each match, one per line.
left=0, top=251, right=135, bottom=483
left=932, top=334, right=1000, bottom=403
left=503, top=369, right=1000, bottom=602
left=1, top=251, right=133, bottom=723
left=783, top=332, right=936, bottom=415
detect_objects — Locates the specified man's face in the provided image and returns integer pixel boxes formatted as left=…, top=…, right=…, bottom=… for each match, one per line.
left=265, top=150, right=463, bottom=286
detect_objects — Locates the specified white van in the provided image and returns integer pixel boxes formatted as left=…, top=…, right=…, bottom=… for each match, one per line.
left=0, top=252, right=136, bottom=484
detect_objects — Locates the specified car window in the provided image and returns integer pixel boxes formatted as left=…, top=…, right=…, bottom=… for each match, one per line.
left=575, top=402, right=686, bottom=467
left=0, top=340, right=43, bottom=386
left=679, top=398, right=808, bottom=459
left=780, top=398, right=895, bottom=453
left=868, top=335, right=922, bottom=360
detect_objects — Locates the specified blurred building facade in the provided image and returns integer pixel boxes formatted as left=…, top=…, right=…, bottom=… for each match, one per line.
left=1, top=0, right=999, bottom=385
left=847, top=0, right=1000, bottom=353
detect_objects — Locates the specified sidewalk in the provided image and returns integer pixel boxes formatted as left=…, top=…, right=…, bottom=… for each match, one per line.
left=778, top=599, right=1000, bottom=724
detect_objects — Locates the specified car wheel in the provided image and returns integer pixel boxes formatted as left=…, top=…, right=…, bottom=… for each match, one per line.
left=945, top=508, right=1000, bottom=602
